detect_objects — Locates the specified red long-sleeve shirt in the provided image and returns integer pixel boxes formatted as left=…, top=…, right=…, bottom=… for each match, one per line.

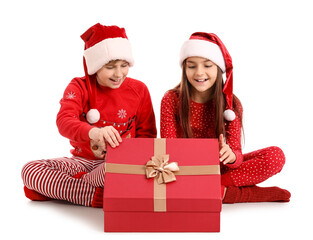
left=160, top=90, right=243, bottom=169
left=57, top=76, right=157, bottom=159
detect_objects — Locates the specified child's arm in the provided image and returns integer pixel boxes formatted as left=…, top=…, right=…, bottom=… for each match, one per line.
left=160, top=91, right=179, bottom=138
left=134, top=84, right=157, bottom=138
left=56, top=78, right=93, bottom=143
left=223, top=100, right=243, bottom=168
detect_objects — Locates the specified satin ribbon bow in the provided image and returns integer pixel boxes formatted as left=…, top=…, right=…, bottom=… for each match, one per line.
left=145, top=155, right=179, bottom=184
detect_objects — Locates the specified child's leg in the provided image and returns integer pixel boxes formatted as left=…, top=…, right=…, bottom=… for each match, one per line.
left=21, top=157, right=104, bottom=207
left=220, top=146, right=290, bottom=203
left=221, top=146, right=286, bottom=187
left=80, top=160, right=106, bottom=188
left=222, top=185, right=291, bottom=203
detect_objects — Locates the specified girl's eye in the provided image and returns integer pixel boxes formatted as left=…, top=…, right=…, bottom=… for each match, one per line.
left=121, top=64, right=128, bottom=68
left=106, top=66, right=114, bottom=69
left=187, top=66, right=196, bottom=69
left=205, top=65, right=212, bottom=68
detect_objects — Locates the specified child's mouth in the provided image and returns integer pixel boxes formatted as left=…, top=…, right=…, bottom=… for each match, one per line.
left=195, top=78, right=208, bottom=82
left=110, top=78, right=121, bottom=82
left=110, top=78, right=122, bottom=84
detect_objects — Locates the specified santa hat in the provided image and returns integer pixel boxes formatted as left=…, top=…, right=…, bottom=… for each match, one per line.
left=179, top=32, right=236, bottom=121
left=80, top=23, right=134, bottom=124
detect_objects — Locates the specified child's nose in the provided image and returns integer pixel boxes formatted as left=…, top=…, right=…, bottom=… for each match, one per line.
left=114, top=68, right=123, bottom=78
left=195, top=66, right=204, bottom=76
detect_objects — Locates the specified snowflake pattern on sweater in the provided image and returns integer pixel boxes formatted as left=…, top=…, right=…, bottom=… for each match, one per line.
left=57, top=77, right=157, bottom=159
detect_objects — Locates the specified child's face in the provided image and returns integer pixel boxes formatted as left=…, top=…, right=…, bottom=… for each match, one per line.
left=185, top=57, right=218, bottom=95
left=96, top=60, right=129, bottom=89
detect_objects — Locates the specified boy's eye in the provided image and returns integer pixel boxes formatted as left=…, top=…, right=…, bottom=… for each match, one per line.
left=121, top=64, right=128, bottom=68
left=106, top=66, right=114, bottom=69
left=205, top=65, right=212, bottom=68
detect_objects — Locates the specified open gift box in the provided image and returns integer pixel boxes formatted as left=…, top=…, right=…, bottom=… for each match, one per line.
left=103, top=138, right=222, bottom=232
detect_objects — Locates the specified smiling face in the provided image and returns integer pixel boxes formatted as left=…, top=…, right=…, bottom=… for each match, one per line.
left=96, top=60, right=129, bottom=89
left=185, top=57, right=218, bottom=102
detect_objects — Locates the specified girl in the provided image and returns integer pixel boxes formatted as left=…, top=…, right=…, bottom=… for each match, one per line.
left=160, top=32, right=290, bottom=203
left=21, top=23, right=157, bottom=207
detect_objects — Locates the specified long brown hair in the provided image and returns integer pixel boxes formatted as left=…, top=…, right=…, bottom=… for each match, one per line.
left=173, top=60, right=243, bottom=138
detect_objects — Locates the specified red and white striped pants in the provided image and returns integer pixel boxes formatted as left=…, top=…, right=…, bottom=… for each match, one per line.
left=21, top=146, right=285, bottom=206
left=21, top=156, right=105, bottom=207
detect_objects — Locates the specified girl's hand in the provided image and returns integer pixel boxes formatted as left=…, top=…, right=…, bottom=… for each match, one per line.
left=89, top=126, right=122, bottom=149
left=219, top=134, right=236, bottom=165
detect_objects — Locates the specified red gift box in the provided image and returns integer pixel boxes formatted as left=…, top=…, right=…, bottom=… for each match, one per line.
left=103, top=138, right=222, bottom=232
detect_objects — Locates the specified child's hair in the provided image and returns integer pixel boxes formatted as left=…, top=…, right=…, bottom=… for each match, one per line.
left=173, top=59, right=243, bottom=138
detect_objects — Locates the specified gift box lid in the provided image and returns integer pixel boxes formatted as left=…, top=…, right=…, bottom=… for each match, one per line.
left=103, top=138, right=222, bottom=213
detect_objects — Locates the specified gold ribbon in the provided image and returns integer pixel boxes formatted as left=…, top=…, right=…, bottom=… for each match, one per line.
left=145, top=155, right=179, bottom=184
left=105, top=138, right=220, bottom=212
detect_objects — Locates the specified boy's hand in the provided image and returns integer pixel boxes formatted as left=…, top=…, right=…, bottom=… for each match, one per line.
left=219, top=134, right=236, bottom=165
left=90, top=139, right=106, bottom=159
left=89, top=126, right=122, bottom=149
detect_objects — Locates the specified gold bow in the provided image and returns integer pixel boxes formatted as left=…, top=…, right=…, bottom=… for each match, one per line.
left=145, top=155, right=179, bottom=184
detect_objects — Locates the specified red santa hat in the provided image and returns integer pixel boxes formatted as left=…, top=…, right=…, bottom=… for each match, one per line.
left=80, top=23, right=134, bottom=124
left=179, top=32, right=236, bottom=121
left=81, top=23, right=134, bottom=75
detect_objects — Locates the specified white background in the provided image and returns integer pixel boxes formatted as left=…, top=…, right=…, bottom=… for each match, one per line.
left=1, top=0, right=312, bottom=239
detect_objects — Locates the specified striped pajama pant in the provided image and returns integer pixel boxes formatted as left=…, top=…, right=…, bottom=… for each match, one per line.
left=21, top=156, right=106, bottom=207
left=21, top=147, right=285, bottom=206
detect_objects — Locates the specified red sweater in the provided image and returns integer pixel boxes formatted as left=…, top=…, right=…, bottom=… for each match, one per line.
left=160, top=90, right=243, bottom=169
left=57, top=76, right=157, bottom=159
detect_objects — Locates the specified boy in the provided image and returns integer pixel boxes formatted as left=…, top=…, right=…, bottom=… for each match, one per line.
left=22, top=23, right=157, bottom=207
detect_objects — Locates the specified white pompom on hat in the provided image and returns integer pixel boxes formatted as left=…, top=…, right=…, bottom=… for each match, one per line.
left=80, top=23, right=134, bottom=124
left=86, top=109, right=101, bottom=124
left=180, top=32, right=236, bottom=121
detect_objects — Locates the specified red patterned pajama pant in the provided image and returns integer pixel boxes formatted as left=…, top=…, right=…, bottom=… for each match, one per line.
left=221, top=146, right=286, bottom=187
left=21, top=156, right=106, bottom=207
left=21, top=146, right=285, bottom=206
